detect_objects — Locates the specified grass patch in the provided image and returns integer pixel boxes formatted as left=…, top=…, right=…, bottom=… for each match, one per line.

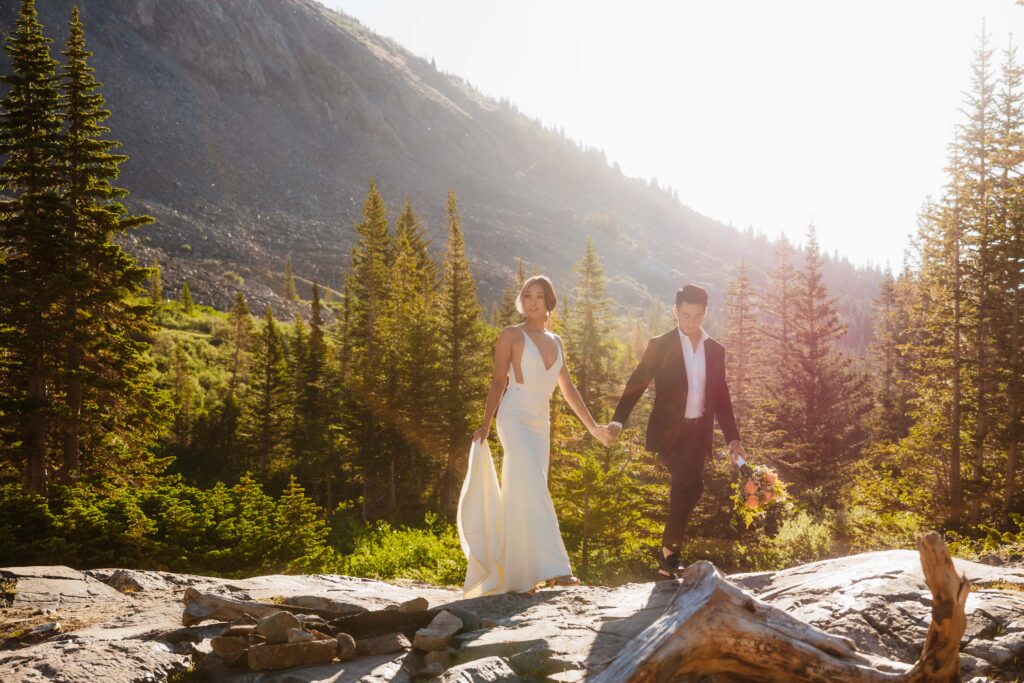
left=0, top=578, right=16, bottom=607
left=167, top=665, right=212, bottom=683
left=971, top=579, right=1024, bottom=593
left=0, top=626, right=31, bottom=640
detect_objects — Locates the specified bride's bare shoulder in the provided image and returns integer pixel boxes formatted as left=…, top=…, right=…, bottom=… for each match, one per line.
left=498, top=326, right=524, bottom=344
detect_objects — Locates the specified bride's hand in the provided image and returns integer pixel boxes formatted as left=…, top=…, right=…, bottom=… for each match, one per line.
left=472, top=426, right=490, bottom=444
left=589, top=424, right=613, bottom=447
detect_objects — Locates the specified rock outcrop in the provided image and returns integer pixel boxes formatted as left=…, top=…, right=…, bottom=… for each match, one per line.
left=1, top=550, right=1022, bottom=682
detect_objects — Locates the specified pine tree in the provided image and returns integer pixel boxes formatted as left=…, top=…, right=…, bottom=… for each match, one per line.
left=348, top=180, right=391, bottom=369
left=395, top=198, right=436, bottom=284
left=792, top=227, right=869, bottom=489
left=181, top=281, right=193, bottom=313
left=723, top=259, right=758, bottom=432
left=284, top=255, right=298, bottom=301
left=494, top=257, right=525, bottom=328
left=211, top=291, right=253, bottom=468
left=150, top=265, right=162, bottom=303
left=328, top=277, right=361, bottom=512
left=289, top=314, right=308, bottom=405
left=945, top=144, right=969, bottom=520
left=870, top=270, right=899, bottom=442
left=551, top=441, right=646, bottom=581
left=904, top=192, right=968, bottom=522
left=294, top=284, right=333, bottom=503
left=565, top=237, right=615, bottom=412
left=226, top=292, right=253, bottom=393
left=170, top=343, right=199, bottom=448
left=0, top=0, right=65, bottom=493
left=342, top=180, right=393, bottom=518
left=867, top=266, right=916, bottom=443
left=646, top=294, right=669, bottom=337
left=378, top=199, right=443, bottom=519
left=274, top=476, right=339, bottom=573
left=241, top=306, right=291, bottom=479
left=993, top=38, right=1024, bottom=521
left=437, top=189, right=489, bottom=516
left=755, top=237, right=802, bottom=452
left=335, top=279, right=354, bottom=380
left=51, top=6, right=165, bottom=483
left=765, top=227, right=869, bottom=491
left=760, top=236, right=799, bottom=359
left=959, top=25, right=1000, bottom=525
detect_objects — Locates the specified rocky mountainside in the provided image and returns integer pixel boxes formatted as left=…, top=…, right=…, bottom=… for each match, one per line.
left=0, top=0, right=880, bottom=332
left=1, top=552, right=1022, bottom=681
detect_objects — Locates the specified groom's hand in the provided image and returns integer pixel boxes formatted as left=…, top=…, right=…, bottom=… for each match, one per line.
left=728, top=440, right=747, bottom=465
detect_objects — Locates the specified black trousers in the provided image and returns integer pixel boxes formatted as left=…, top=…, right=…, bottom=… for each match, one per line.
left=659, top=417, right=712, bottom=552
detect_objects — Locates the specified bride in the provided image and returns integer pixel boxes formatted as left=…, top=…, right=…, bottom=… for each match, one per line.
left=457, top=275, right=612, bottom=597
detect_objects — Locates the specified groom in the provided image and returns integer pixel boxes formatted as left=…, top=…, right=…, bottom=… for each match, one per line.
left=606, top=284, right=747, bottom=577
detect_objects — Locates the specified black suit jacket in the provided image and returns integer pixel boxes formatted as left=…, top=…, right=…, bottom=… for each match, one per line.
left=612, top=329, right=740, bottom=455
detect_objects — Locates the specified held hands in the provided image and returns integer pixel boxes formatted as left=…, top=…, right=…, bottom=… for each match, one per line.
left=588, top=423, right=614, bottom=448
left=605, top=423, right=621, bottom=446
left=589, top=422, right=620, bottom=448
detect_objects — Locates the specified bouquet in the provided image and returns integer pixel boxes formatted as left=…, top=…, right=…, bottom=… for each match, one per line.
left=733, top=462, right=787, bottom=528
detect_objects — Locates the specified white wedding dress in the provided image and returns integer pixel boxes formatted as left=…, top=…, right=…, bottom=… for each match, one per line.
left=457, top=328, right=573, bottom=597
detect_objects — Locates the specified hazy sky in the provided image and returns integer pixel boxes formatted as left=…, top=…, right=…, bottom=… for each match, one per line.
left=317, top=1, right=1023, bottom=269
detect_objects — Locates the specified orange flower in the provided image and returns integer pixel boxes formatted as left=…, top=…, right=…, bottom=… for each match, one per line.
left=743, top=481, right=757, bottom=495
left=765, top=471, right=778, bottom=485
left=745, top=495, right=759, bottom=509
left=761, top=492, right=773, bottom=503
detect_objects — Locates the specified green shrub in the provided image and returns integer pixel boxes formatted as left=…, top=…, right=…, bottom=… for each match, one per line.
left=769, top=510, right=836, bottom=566
left=0, top=476, right=343, bottom=578
left=947, top=514, right=1024, bottom=561
left=0, top=484, right=68, bottom=565
left=275, top=478, right=340, bottom=574
left=48, top=484, right=158, bottom=568
left=341, top=513, right=465, bottom=585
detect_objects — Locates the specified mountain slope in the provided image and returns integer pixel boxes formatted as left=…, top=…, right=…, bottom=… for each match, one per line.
left=0, top=0, right=880, bottom=343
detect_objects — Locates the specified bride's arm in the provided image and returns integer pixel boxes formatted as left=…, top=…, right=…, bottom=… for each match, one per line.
left=472, top=328, right=516, bottom=443
left=553, top=336, right=612, bottom=445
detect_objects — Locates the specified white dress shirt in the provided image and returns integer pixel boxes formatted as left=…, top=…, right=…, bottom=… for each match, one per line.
left=609, top=327, right=709, bottom=430
left=680, top=327, right=708, bottom=419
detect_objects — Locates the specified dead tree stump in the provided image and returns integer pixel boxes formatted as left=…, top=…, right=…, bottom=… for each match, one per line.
left=593, top=531, right=969, bottom=682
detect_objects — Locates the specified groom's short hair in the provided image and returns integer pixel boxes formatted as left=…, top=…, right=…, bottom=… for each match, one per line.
left=676, top=284, right=708, bottom=309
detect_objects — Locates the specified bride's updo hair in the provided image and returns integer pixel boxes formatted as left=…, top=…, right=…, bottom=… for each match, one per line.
left=516, top=275, right=557, bottom=316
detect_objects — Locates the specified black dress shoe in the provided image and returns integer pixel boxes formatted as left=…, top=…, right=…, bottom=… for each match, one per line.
left=655, top=549, right=685, bottom=575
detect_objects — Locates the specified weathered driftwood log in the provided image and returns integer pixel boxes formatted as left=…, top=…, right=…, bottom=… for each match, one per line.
left=593, top=531, right=969, bottom=683
left=181, top=587, right=361, bottom=627
left=328, top=607, right=442, bottom=640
